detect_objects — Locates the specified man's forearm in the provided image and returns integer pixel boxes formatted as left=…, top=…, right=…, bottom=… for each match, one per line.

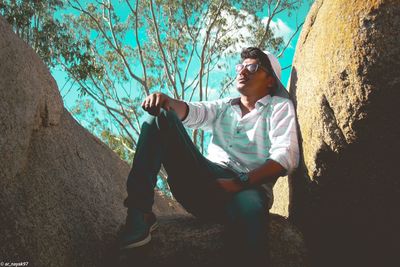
left=214, top=160, right=286, bottom=194
left=169, top=98, right=189, bottom=121
left=247, top=159, right=286, bottom=186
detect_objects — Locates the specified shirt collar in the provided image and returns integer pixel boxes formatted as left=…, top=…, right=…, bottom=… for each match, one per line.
left=228, top=97, right=240, bottom=105
left=255, top=94, right=272, bottom=107
left=227, top=94, right=272, bottom=109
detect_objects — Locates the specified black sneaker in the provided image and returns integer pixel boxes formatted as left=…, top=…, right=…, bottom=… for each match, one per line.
left=119, top=208, right=158, bottom=249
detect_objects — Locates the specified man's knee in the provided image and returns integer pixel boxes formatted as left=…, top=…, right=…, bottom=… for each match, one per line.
left=142, top=109, right=180, bottom=130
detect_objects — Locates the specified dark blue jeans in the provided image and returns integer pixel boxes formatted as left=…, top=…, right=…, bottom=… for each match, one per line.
left=125, top=109, right=270, bottom=264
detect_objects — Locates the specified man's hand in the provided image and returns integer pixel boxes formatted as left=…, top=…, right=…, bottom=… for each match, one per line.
left=214, top=178, right=244, bottom=194
left=141, top=93, right=171, bottom=116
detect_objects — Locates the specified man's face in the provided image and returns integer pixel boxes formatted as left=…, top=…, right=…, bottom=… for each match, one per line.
left=236, top=58, right=274, bottom=97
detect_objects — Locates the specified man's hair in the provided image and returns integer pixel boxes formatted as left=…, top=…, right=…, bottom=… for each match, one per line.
left=240, top=47, right=273, bottom=74
left=240, top=47, right=276, bottom=91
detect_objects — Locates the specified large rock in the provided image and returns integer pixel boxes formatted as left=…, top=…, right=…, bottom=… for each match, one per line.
left=289, top=0, right=400, bottom=266
left=0, top=16, right=184, bottom=267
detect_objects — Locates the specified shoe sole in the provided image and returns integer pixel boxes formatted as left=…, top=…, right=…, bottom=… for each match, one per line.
left=149, top=221, right=158, bottom=232
left=120, top=221, right=158, bottom=249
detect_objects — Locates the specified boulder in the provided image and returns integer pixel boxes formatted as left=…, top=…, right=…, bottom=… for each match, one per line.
left=0, top=16, right=184, bottom=267
left=289, top=0, right=400, bottom=266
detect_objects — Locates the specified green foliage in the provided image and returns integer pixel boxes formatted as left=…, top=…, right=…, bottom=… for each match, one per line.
left=0, top=0, right=67, bottom=67
left=71, top=98, right=135, bottom=162
left=1, top=0, right=311, bottom=191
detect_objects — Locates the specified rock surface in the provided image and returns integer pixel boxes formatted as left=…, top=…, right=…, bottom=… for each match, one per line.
left=118, top=214, right=307, bottom=267
left=0, top=16, right=307, bottom=267
left=0, top=16, right=184, bottom=267
left=270, top=176, right=289, bottom=217
left=289, top=0, right=400, bottom=266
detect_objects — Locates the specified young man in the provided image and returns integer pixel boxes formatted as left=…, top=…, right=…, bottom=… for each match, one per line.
left=120, top=47, right=299, bottom=265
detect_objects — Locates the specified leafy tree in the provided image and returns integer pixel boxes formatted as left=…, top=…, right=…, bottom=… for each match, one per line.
left=59, top=0, right=308, bottom=190
left=60, top=0, right=306, bottom=146
left=1, top=0, right=311, bottom=193
left=0, top=0, right=68, bottom=67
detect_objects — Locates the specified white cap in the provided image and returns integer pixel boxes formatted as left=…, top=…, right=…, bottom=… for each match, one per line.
left=263, top=50, right=289, bottom=99
left=264, top=51, right=282, bottom=80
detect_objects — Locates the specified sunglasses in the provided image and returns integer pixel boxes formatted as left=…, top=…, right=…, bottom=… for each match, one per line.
left=235, top=63, right=270, bottom=74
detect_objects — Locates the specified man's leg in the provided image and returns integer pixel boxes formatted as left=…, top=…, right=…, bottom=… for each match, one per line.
left=223, top=188, right=271, bottom=266
left=125, top=108, right=235, bottom=216
left=121, top=109, right=230, bottom=248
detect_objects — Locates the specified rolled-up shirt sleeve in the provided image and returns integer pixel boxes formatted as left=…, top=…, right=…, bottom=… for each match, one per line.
left=268, top=99, right=299, bottom=175
left=182, top=99, right=225, bottom=131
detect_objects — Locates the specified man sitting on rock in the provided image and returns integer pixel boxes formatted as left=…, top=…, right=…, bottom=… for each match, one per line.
left=119, top=47, right=299, bottom=265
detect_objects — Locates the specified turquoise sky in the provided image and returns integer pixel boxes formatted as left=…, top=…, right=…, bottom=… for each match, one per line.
left=50, top=1, right=313, bottom=189
left=52, top=1, right=312, bottom=117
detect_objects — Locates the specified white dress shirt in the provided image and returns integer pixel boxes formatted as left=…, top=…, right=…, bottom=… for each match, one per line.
left=182, top=94, right=299, bottom=202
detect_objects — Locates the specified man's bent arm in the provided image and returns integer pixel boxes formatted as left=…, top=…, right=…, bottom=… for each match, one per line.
left=247, top=159, right=286, bottom=186
left=214, top=159, right=286, bottom=194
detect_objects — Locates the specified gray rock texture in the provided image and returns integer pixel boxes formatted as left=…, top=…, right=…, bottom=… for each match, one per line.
left=0, top=16, right=307, bottom=267
left=0, top=16, right=183, bottom=267
left=289, top=0, right=400, bottom=266
left=118, top=214, right=307, bottom=267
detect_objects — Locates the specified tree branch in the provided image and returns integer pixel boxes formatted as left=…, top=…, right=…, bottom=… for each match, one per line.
left=277, top=22, right=303, bottom=57
left=68, top=0, right=146, bottom=88
left=126, top=0, right=150, bottom=96
left=149, top=0, right=179, bottom=98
